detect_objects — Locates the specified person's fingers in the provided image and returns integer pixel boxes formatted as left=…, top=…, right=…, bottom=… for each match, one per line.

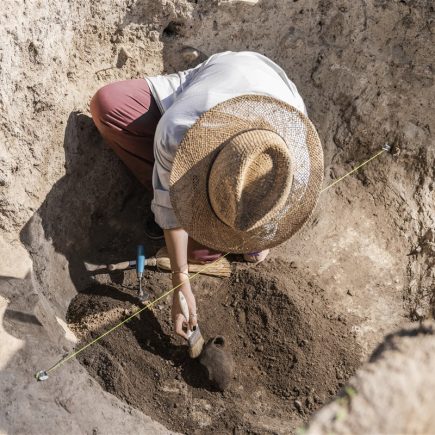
left=174, top=314, right=188, bottom=339
left=189, top=312, right=198, bottom=330
left=180, top=287, right=198, bottom=328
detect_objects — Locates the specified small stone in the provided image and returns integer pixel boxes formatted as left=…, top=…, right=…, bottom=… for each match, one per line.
left=294, top=400, right=303, bottom=413
left=347, top=289, right=353, bottom=296
left=423, top=228, right=434, bottom=243
left=116, top=47, right=130, bottom=68
left=414, top=307, right=425, bottom=319
left=298, top=339, right=308, bottom=347
left=148, top=30, right=160, bottom=42
left=337, top=314, right=346, bottom=324
left=425, top=241, right=435, bottom=254
left=392, top=145, right=401, bottom=157
left=110, top=32, right=122, bottom=43
left=181, top=46, right=200, bottom=62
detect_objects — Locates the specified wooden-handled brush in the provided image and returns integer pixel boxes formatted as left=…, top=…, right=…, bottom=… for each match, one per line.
left=178, top=291, right=204, bottom=359
left=85, top=247, right=231, bottom=278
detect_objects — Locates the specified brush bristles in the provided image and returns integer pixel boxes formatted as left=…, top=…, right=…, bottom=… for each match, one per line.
left=188, top=328, right=205, bottom=359
left=155, top=247, right=231, bottom=278
left=186, top=261, right=231, bottom=277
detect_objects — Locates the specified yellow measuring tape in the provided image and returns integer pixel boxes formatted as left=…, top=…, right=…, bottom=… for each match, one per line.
left=35, top=145, right=389, bottom=381
left=320, top=148, right=387, bottom=193
left=36, top=252, right=232, bottom=380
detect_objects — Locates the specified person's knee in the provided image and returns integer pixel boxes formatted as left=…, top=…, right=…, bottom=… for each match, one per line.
left=90, top=82, right=119, bottom=125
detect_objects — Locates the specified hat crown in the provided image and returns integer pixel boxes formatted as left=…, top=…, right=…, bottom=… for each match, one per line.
left=169, top=94, right=324, bottom=253
left=208, top=130, right=293, bottom=232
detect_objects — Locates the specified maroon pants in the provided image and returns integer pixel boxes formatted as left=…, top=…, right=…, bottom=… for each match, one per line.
left=90, top=79, right=221, bottom=263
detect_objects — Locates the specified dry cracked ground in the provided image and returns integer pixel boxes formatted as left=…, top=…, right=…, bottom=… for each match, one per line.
left=1, top=0, right=434, bottom=434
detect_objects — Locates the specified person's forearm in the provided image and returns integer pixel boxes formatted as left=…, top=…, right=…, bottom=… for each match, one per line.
left=164, top=228, right=198, bottom=333
left=164, top=228, right=189, bottom=273
left=164, top=227, right=192, bottom=296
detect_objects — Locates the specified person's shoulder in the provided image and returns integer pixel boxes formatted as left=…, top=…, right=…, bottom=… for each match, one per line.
left=206, top=51, right=278, bottom=68
left=212, top=50, right=270, bottom=59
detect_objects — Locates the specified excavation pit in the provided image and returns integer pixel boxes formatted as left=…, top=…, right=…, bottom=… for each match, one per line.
left=2, top=0, right=434, bottom=433
left=67, top=260, right=360, bottom=433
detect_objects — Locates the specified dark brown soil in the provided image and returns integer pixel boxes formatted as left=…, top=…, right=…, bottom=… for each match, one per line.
left=67, top=259, right=361, bottom=434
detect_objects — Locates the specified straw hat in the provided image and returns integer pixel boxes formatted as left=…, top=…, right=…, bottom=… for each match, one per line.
left=169, top=94, right=323, bottom=253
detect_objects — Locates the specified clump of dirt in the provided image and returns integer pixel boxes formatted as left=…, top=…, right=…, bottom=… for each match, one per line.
left=67, top=260, right=361, bottom=433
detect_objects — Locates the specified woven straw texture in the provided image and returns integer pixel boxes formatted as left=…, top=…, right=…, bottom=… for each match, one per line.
left=169, top=94, right=324, bottom=253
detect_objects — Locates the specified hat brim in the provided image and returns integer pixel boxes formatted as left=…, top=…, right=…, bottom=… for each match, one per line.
left=169, top=94, right=324, bottom=253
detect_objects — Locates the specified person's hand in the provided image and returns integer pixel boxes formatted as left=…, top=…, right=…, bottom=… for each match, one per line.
left=163, top=227, right=198, bottom=339
left=171, top=273, right=198, bottom=339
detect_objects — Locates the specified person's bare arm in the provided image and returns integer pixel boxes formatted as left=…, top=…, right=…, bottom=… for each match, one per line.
left=164, top=228, right=198, bottom=339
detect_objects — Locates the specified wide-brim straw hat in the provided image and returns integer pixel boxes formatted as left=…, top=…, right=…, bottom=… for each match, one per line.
left=169, top=94, right=324, bottom=253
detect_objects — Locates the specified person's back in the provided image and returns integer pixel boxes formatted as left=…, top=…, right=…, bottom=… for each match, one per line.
left=171, top=51, right=306, bottom=110
left=90, top=51, right=323, bottom=345
left=151, top=51, right=308, bottom=230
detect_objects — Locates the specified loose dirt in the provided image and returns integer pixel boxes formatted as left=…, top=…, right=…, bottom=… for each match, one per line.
left=67, top=259, right=360, bottom=434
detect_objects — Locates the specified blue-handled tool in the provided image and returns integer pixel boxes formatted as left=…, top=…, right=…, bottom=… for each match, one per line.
left=136, top=245, right=146, bottom=301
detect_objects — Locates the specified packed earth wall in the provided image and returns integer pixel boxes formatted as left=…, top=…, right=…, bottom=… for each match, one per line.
left=1, top=0, right=434, bottom=433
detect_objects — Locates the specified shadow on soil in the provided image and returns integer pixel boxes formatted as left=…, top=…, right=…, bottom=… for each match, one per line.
left=19, top=111, right=161, bottom=298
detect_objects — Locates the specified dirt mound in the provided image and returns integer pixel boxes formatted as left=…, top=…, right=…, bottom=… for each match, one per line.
left=67, top=260, right=360, bottom=433
left=306, top=323, right=435, bottom=435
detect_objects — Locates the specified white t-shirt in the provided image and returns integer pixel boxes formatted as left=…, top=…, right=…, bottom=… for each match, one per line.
left=145, top=51, right=307, bottom=229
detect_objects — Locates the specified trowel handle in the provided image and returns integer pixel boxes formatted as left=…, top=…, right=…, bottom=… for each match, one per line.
left=136, top=245, right=145, bottom=275
left=107, top=260, right=136, bottom=271
left=108, top=258, right=157, bottom=271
